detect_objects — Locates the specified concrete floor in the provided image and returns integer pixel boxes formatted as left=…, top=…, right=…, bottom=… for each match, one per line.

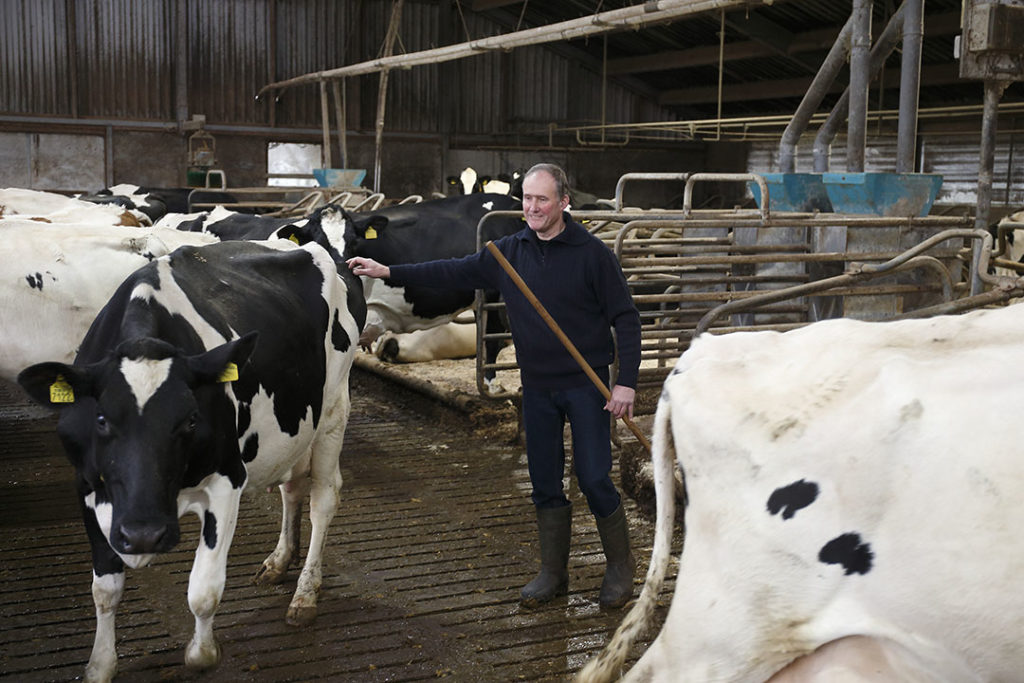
left=0, top=364, right=676, bottom=682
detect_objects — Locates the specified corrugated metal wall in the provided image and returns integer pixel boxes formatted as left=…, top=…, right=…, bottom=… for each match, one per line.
left=0, top=0, right=677, bottom=138
left=2, top=0, right=71, bottom=116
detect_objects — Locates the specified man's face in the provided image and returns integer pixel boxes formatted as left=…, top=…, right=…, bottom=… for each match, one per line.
left=522, top=170, right=569, bottom=240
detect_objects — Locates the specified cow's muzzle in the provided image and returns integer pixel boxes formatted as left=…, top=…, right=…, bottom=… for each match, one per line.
left=115, top=521, right=179, bottom=555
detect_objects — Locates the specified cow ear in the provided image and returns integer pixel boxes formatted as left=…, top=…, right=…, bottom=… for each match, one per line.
left=17, top=362, right=93, bottom=408
left=189, top=332, right=259, bottom=385
left=355, top=215, right=388, bottom=240
left=275, top=224, right=311, bottom=246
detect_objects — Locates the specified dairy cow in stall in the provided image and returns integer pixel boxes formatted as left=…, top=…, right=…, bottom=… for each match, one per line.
left=18, top=237, right=363, bottom=682
left=579, top=305, right=1024, bottom=682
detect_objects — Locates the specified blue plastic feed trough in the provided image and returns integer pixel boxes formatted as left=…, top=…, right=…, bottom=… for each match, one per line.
left=821, top=172, right=942, bottom=217
left=313, top=168, right=367, bottom=188
left=749, top=173, right=834, bottom=212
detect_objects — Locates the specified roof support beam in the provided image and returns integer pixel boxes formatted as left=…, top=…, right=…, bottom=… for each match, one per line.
left=608, top=10, right=961, bottom=76
left=257, top=0, right=768, bottom=96
left=470, top=0, right=522, bottom=9
left=725, top=10, right=821, bottom=74
left=659, top=62, right=961, bottom=105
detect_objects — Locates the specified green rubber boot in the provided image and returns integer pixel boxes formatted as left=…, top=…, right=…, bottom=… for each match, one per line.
left=596, top=503, right=635, bottom=608
left=520, top=504, right=572, bottom=607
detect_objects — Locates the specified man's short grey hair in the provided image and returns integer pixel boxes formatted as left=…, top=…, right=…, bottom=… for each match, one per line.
left=525, top=163, right=569, bottom=200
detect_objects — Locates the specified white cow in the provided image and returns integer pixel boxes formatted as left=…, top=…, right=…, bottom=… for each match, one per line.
left=579, top=303, right=1024, bottom=682
left=0, top=187, right=148, bottom=225
left=994, top=210, right=1024, bottom=277
left=0, top=220, right=218, bottom=382
left=372, top=320, right=478, bottom=363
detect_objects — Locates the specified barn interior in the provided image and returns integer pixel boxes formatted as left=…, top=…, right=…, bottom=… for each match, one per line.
left=3, top=1, right=1024, bottom=680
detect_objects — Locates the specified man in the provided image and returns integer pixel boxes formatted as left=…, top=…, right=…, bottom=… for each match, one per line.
left=347, top=163, right=641, bottom=608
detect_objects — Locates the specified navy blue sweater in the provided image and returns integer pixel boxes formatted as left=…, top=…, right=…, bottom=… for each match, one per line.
left=388, top=214, right=641, bottom=390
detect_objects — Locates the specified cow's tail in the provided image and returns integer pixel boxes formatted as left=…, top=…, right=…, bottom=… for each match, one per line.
left=575, top=386, right=677, bottom=682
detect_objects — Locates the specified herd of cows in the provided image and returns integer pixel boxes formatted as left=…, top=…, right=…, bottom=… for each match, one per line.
left=3, top=182, right=1024, bottom=681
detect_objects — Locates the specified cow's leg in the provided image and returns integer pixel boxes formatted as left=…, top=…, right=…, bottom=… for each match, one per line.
left=81, top=496, right=125, bottom=683
left=286, top=397, right=348, bottom=626
left=253, top=476, right=309, bottom=586
left=482, top=290, right=507, bottom=394
left=87, top=571, right=125, bottom=683
left=184, top=479, right=242, bottom=671
left=622, top=500, right=808, bottom=683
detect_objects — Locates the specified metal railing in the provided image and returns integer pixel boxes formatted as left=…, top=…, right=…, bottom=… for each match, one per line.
left=472, top=174, right=1010, bottom=400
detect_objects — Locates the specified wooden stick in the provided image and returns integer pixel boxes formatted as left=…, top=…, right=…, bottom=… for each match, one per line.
left=485, top=241, right=652, bottom=453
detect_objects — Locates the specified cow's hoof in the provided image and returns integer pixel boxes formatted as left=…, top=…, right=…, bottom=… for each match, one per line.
left=185, top=635, right=221, bottom=670
left=286, top=601, right=318, bottom=627
left=252, top=562, right=287, bottom=586
left=84, top=660, right=116, bottom=683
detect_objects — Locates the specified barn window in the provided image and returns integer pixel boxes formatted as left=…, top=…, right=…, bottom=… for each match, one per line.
left=267, top=142, right=321, bottom=187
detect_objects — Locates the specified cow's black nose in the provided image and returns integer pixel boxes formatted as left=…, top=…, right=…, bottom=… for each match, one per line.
left=118, top=523, right=167, bottom=554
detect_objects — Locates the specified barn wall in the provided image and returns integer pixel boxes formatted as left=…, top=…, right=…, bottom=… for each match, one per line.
left=0, top=0, right=689, bottom=196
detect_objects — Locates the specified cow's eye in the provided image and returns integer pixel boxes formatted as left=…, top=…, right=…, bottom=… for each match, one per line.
left=182, top=412, right=199, bottom=435
left=96, top=413, right=110, bottom=436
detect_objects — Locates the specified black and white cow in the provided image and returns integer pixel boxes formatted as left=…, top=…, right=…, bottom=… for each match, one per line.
left=17, top=237, right=363, bottom=682
left=81, top=184, right=236, bottom=223
left=161, top=195, right=518, bottom=386
left=163, top=205, right=303, bottom=241
left=579, top=304, right=1024, bottom=682
left=344, top=192, right=522, bottom=389
left=1, top=187, right=149, bottom=225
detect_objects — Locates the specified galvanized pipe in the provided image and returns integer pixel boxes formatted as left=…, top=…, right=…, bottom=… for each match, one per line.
left=683, top=173, right=769, bottom=220
left=778, top=15, right=855, bottom=173
left=847, top=0, right=873, bottom=172
left=814, top=3, right=906, bottom=172
left=975, top=80, right=1010, bottom=232
left=613, top=172, right=689, bottom=210
left=896, top=0, right=924, bottom=172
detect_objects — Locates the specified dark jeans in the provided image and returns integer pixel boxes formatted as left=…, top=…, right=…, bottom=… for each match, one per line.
left=522, top=376, right=621, bottom=519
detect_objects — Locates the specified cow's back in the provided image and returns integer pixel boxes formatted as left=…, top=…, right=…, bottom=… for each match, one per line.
left=354, top=193, right=522, bottom=263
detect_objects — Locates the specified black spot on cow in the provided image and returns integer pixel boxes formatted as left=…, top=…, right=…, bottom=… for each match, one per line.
left=331, top=309, right=351, bottom=352
left=203, top=510, right=218, bottom=550
left=767, top=479, right=819, bottom=520
left=241, top=433, right=259, bottom=463
left=237, top=403, right=251, bottom=437
left=819, top=533, right=873, bottom=575
left=26, top=272, right=43, bottom=290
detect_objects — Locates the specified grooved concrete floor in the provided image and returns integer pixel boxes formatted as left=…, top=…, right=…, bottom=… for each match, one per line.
left=0, top=367, right=676, bottom=682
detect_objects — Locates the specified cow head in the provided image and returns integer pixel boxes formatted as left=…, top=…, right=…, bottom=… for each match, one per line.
left=342, top=212, right=389, bottom=257
left=17, top=333, right=257, bottom=565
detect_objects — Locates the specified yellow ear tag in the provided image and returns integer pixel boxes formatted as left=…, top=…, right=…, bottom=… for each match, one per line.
left=217, top=362, right=239, bottom=383
left=49, top=375, right=75, bottom=403
left=288, top=234, right=300, bottom=245
left=364, top=227, right=378, bottom=240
